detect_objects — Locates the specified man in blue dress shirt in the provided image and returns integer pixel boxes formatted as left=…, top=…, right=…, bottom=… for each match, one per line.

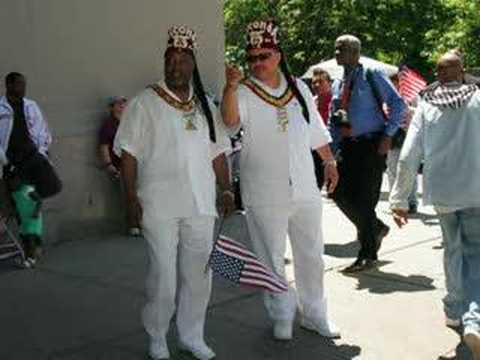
left=329, top=35, right=407, bottom=272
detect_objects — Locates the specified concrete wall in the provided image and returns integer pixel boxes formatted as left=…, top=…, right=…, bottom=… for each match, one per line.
left=0, top=0, right=225, bottom=243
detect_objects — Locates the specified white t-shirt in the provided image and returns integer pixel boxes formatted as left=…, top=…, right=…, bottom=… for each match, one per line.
left=235, top=74, right=331, bottom=207
left=114, top=81, right=230, bottom=219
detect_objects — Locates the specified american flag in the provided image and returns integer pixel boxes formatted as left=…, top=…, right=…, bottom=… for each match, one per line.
left=208, top=235, right=289, bottom=293
left=398, top=65, right=427, bottom=103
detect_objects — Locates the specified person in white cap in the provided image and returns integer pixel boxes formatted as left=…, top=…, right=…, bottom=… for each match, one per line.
left=114, top=25, right=233, bottom=360
left=221, top=19, right=340, bottom=341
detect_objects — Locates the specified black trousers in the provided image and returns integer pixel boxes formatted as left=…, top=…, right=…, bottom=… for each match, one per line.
left=330, top=137, right=386, bottom=260
left=8, top=152, right=62, bottom=199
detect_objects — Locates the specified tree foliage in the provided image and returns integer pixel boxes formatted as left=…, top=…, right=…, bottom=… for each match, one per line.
left=225, top=0, right=480, bottom=79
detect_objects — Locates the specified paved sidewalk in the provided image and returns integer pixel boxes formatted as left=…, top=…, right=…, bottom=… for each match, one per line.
left=0, top=180, right=462, bottom=359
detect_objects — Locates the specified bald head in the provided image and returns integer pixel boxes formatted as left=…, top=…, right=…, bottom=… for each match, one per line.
left=335, top=35, right=361, bottom=67
left=436, top=52, right=464, bottom=84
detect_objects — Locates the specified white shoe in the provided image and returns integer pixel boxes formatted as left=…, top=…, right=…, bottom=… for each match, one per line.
left=464, top=331, right=480, bottom=360
left=128, top=227, right=142, bottom=237
left=22, top=257, right=36, bottom=269
left=445, top=316, right=461, bottom=328
left=178, top=342, right=215, bottom=360
left=273, top=320, right=293, bottom=341
left=301, top=317, right=341, bottom=339
left=149, top=339, right=169, bottom=360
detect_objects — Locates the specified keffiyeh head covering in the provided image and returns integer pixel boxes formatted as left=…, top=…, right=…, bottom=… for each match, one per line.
left=422, top=83, right=477, bottom=109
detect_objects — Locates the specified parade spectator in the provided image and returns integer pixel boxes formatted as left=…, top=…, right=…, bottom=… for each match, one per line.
left=329, top=35, right=407, bottom=273
left=98, top=95, right=142, bottom=237
left=312, top=68, right=332, bottom=124
left=391, top=51, right=480, bottom=359
left=311, top=68, right=333, bottom=190
left=0, top=72, right=62, bottom=267
left=99, top=96, right=126, bottom=180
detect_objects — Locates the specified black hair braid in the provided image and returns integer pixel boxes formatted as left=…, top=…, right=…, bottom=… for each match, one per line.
left=279, top=54, right=310, bottom=124
left=193, top=62, right=216, bottom=143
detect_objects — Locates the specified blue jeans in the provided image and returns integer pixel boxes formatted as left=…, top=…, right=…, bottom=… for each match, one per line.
left=439, top=208, right=480, bottom=335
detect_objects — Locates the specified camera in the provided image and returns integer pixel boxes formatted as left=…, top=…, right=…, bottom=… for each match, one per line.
left=331, top=109, right=351, bottom=128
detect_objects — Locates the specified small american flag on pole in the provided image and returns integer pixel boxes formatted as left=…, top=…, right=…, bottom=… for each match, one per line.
left=208, top=235, right=288, bottom=293
left=398, top=65, right=427, bottom=103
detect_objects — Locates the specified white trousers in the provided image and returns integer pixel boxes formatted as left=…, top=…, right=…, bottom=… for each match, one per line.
left=246, top=202, right=328, bottom=323
left=141, top=213, right=215, bottom=348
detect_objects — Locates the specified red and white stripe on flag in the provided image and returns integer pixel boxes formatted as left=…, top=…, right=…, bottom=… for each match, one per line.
left=398, top=65, right=427, bottom=103
left=214, top=235, right=289, bottom=293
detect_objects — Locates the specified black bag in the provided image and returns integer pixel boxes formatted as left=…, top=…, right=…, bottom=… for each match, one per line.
left=15, top=152, right=62, bottom=199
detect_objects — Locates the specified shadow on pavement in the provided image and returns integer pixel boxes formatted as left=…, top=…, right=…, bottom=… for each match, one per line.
left=243, top=326, right=363, bottom=360
left=325, top=241, right=359, bottom=258
left=0, top=258, right=24, bottom=275
left=342, top=262, right=436, bottom=294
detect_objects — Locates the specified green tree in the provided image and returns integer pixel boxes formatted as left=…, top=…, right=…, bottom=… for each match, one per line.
left=224, top=0, right=478, bottom=79
left=425, top=0, right=480, bottom=72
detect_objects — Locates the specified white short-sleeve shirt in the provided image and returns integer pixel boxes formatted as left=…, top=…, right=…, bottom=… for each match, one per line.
left=114, top=81, right=230, bottom=219
left=235, top=74, right=331, bottom=207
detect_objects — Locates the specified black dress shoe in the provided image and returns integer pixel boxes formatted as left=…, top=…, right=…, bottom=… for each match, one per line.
left=408, top=203, right=418, bottom=214
left=342, top=259, right=377, bottom=273
left=363, top=259, right=378, bottom=270
left=375, top=223, right=390, bottom=252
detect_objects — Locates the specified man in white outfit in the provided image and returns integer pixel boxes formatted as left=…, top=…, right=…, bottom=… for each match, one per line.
left=221, top=19, right=340, bottom=341
left=114, top=26, right=233, bottom=360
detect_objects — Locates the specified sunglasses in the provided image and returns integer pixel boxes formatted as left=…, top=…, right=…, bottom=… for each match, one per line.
left=246, top=52, right=274, bottom=63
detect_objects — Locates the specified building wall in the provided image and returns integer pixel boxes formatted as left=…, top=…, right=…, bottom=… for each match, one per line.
left=0, top=0, right=225, bottom=242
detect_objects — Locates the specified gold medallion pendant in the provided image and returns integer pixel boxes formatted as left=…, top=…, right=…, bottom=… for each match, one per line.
left=277, top=107, right=289, bottom=132
left=242, top=78, right=294, bottom=132
left=148, top=84, right=199, bottom=131
left=183, top=111, right=197, bottom=131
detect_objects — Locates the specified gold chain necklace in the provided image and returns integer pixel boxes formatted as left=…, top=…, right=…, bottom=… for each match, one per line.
left=242, top=78, right=294, bottom=108
left=148, top=84, right=199, bottom=130
left=148, top=84, right=197, bottom=112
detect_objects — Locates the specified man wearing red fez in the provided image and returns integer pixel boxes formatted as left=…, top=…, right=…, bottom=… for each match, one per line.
left=114, top=25, right=234, bottom=360
left=221, top=20, right=340, bottom=341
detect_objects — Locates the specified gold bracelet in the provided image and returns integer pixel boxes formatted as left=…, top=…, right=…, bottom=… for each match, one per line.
left=323, top=159, right=337, bottom=167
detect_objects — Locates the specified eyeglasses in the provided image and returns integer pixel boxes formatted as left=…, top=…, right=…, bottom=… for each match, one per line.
left=246, top=52, right=273, bottom=63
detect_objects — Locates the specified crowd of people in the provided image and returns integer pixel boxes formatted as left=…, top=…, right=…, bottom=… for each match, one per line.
left=1, top=18, right=479, bottom=360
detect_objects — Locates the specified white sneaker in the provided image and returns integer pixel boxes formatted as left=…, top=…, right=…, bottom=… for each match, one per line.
left=21, top=257, right=36, bottom=269
left=178, top=342, right=215, bottom=360
left=149, top=339, right=169, bottom=360
left=273, top=320, right=293, bottom=341
left=464, top=331, right=480, bottom=360
left=301, top=317, right=341, bottom=339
